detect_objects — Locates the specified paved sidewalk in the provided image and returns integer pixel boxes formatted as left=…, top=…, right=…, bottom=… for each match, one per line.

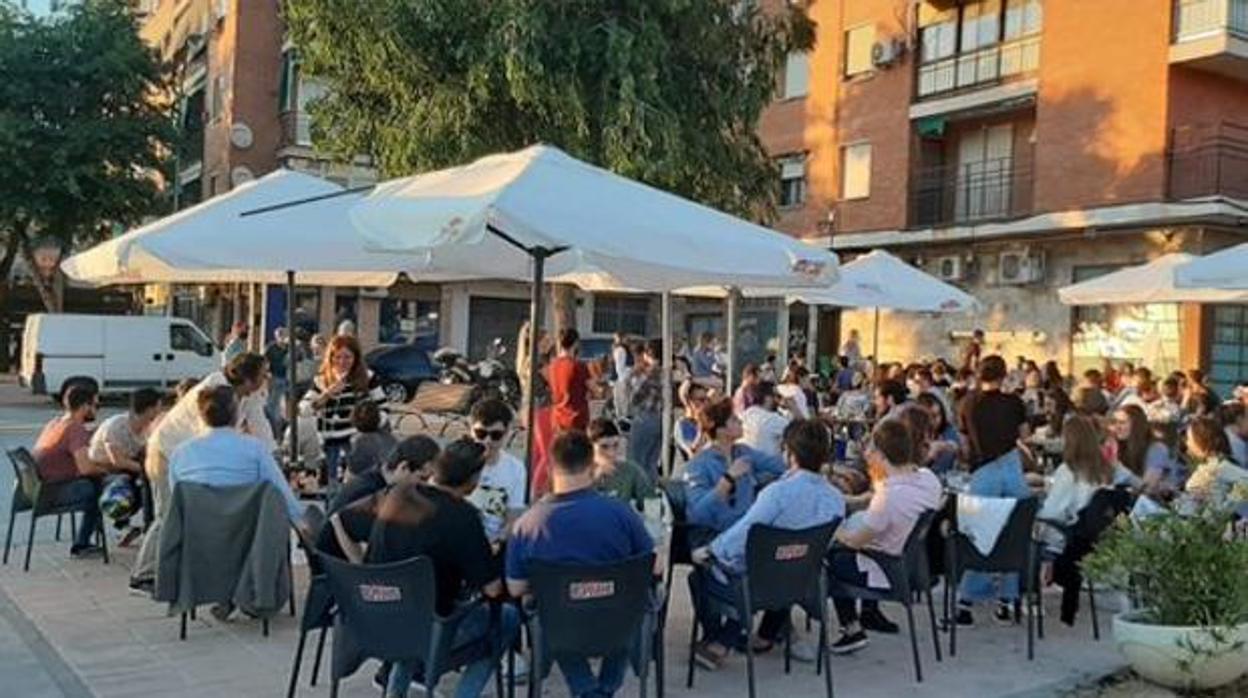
left=0, top=401, right=1128, bottom=698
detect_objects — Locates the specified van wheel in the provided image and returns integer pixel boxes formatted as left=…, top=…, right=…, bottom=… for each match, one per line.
left=382, top=382, right=409, bottom=404
left=57, top=377, right=99, bottom=404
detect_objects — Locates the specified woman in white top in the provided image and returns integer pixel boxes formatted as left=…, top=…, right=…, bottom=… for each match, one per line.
left=299, top=334, right=385, bottom=488
left=776, top=362, right=812, bottom=419
left=1184, top=416, right=1248, bottom=510
left=1039, top=416, right=1115, bottom=555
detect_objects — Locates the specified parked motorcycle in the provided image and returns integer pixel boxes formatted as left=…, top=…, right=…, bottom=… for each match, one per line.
left=431, top=338, right=522, bottom=409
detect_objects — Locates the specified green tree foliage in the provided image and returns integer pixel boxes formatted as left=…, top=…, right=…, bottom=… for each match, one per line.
left=283, top=0, right=815, bottom=223
left=0, top=0, right=174, bottom=313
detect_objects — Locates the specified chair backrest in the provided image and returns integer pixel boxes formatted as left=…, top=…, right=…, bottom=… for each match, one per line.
left=902, top=509, right=938, bottom=589
left=957, top=497, right=1039, bottom=573
left=661, top=479, right=693, bottom=566
left=1071, top=487, right=1133, bottom=545
left=318, top=554, right=438, bottom=662
left=298, top=504, right=328, bottom=576
left=744, top=520, right=839, bottom=611
left=528, top=554, right=655, bottom=658
left=7, top=448, right=42, bottom=505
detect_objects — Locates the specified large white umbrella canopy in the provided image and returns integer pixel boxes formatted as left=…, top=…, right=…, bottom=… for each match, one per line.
left=1059, top=252, right=1248, bottom=304
left=347, top=144, right=837, bottom=291
left=753, top=249, right=980, bottom=312
left=1175, top=243, right=1248, bottom=291
left=61, top=169, right=423, bottom=287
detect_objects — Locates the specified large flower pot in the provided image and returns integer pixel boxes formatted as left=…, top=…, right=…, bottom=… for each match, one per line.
left=1112, top=612, right=1248, bottom=690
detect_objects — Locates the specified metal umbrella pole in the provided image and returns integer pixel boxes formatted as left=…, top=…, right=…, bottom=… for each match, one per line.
left=725, top=288, right=739, bottom=396
left=660, top=291, right=673, bottom=478
left=286, top=270, right=298, bottom=469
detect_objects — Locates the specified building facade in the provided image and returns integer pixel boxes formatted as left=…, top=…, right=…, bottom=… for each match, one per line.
left=760, top=0, right=1248, bottom=393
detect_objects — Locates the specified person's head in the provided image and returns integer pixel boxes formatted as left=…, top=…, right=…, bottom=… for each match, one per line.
left=1082, top=369, right=1104, bottom=388
left=751, top=380, right=778, bottom=410
left=699, top=332, right=714, bottom=349
left=382, top=435, right=442, bottom=484
left=783, top=419, right=829, bottom=473
left=1133, top=366, right=1153, bottom=386
left=320, top=334, right=369, bottom=392
left=874, top=379, right=907, bottom=415
left=310, top=334, right=327, bottom=355
left=1024, top=368, right=1042, bottom=390
left=679, top=380, right=709, bottom=413
left=613, top=331, right=626, bottom=346
left=230, top=320, right=248, bottom=340
left=866, top=419, right=915, bottom=476
left=1186, top=368, right=1207, bottom=389
left=899, top=405, right=933, bottom=463
left=550, top=430, right=595, bottom=486
left=741, top=363, right=760, bottom=385
left=470, top=398, right=514, bottom=460
left=849, top=329, right=860, bottom=341
left=351, top=401, right=383, bottom=434
left=1187, top=416, right=1231, bottom=462
left=197, top=385, right=238, bottom=429
left=63, top=383, right=99, bottom=422
left=337, top=319, right=357, bottom=337
left=1112, top=405, right=1150, bottom=476
left=977, top=355, right=1007, bottom=385
left=587, top=418, right=622, bottom=467
left=1220, top=402, right=1248, bottom=438
left=1073, top=385, right=1109, bottom=416
left=916, top=368, right=934, bottom=391
left=429, top=437, right=488, bottom=495
left=273, top=327, right=289, bottom=345
left=557, top=327, right=580, bottom=354
left=1159, top=376, right=1180, bottom=401
left=1043, top=361, right=1062, bottom=386
left=783, top=362, right=808, bottom=386
left=128, top=388, right=164, bottom=430
left=972, top=329, right=985, bottom=342
left=886, top=363, right=906, bottom=381
left=175, top=378, right=197, bottom=399
left=1062, top=415, right=1113, bottom=486
left=916, top=392, right=949, bottom=435
left=698, top=397, right=741, bottom=444
left=224, top=352, right=269, bottom=397
left=644, top=338, right=663, bottom=364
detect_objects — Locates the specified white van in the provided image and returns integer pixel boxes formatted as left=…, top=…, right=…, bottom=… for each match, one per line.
left=20, top=314, right=219, bottom=400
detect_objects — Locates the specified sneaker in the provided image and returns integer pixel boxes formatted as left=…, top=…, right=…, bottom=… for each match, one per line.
left=693, top=642, right=725, bottom=670
left=994, top=601, right=1020, bottom=625
left=955, top=608, right=975, bottom=626
left=69, top=544, right=103, bottom=558
left=128, top=578, right=155, bottom=596
left=787, top=638, right=819, bottom=663
left=210, top=602, right=235, bottom=622
left=828, top=630, right=869, bottom=655
left=859, top=607, right=900, bottom=635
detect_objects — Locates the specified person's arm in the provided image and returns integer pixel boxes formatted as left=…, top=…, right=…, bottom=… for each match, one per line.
left=707, top=486, right=779, bottom=570
left=504, top=536, right=529, bottom=598
left=102, top=439, right=143, bottom=475
left=258, top=446, right=306, bottom=526
left=1038, top=467, right=1077, bottom=523
left=835, top=488, right=888, bottom=549
left=329, top=513, right=365, bottom=564
left=746, top=446, right=787, bottom=481
left=685, top=457, right=732, bottom=528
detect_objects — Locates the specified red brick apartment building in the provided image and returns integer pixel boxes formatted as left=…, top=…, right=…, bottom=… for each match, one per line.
left=762, top=0, right=1248, bottom=393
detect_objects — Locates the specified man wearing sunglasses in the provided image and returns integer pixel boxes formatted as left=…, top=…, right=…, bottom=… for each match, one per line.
left=465, top=398, right=528, bottom=544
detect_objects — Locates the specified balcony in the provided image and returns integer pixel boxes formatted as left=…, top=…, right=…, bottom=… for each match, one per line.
left=909, top=157, right=1035, bottom=228
left=1168, top=123, right=1248, bottom=201
left=912, top=35, right=1040, bottom=118
left=1171, top=0, right=1248, bottom=80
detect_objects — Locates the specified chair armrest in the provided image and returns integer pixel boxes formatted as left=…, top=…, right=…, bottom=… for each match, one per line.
left=852, top=548, right=907, bottom=585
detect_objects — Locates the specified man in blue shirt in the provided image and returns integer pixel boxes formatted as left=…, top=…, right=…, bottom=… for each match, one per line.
left=507, top=431, right=653, bottom=698
left=167, top=386, right=305, bottom=526
left=691, top=332, right=718, bottom=378
left=683, top=398, right=787, bottom=534
left=689, top=418, right=843, bottom=668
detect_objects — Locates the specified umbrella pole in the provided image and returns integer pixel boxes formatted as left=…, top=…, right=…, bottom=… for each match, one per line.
left=286, top=271, right=298, bottom=469
left=807, top=305, right=819, bottom=372
left=726, top=288, right=738, bottom=396
left=660, top=291, right=673, bottom=479
left=873, top=306, right=880, bottom=369
left=524, top=249, right=549, bottom=504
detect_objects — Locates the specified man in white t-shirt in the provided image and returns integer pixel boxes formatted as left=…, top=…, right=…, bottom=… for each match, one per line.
left=739, top=382, right=791, bottom=457
left=466, top=398, right=529, bottom=543
left=88, top=388, right=165, bottom=544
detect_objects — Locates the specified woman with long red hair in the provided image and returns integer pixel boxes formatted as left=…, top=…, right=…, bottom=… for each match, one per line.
left=300, top=334, right=384, bottom=488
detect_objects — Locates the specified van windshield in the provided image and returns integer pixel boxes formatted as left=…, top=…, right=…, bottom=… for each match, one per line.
left=171, top=324, right=214, bottom=357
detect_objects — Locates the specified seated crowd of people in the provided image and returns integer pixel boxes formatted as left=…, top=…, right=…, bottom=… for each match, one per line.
left=24, top=324, right=1248, bottom=698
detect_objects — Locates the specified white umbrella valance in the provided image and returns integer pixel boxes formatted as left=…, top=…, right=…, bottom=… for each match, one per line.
left=1059, top=252, right=1248, bottom=305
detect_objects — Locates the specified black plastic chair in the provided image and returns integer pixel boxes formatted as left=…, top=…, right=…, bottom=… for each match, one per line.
left=1034, top=487, right=1133, bottom=642
left=318, top=553, right=502, bottom=698
left=826, top=509, right=941, bottom=682
left=526, top=554, right=658, bottom=698
left=688, top=522, right=838, bottom=698
left=3, top=447, right=108, bottom=571
left=285, top=506, right=332, bottom=698
left=946, top=496, right=1040, bottom=660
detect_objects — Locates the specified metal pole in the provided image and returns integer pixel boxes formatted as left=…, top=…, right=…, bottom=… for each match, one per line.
left=873, top=306, right=881, bottom=367
left=660, top=291, right=673, bottom=478
left=807, top=305, right=819, bottom=372
left=524, top=250, right=548, bottom=504
left=286, top=271, right=298, bottom=468
left=777, top=300, right=790, bottom=370
left=725, top=288, right=739, bottom=396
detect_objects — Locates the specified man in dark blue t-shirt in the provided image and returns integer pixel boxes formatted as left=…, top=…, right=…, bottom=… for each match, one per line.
left=506, top=430, right=653, bottom=698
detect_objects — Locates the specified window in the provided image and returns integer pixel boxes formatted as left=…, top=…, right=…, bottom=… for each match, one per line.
left=279, top=49, right=298, bottom=112
left=208, top=75, right=225, bottom=121
left=170, top=323, right=213, bottom=357
left=778, top=155, right=807, bottom=208
left=593, top=295, right=650, bottom=336
left=1071, top=265, right=1182, bottom=378
left=1211, top=305, right=1248, bottom=397
left=1004, top=0, right=1042, bottom=39
left=840, top=143, right=872, bottom=200
left=844, top=24, right=876, bottom=77
left=955, top=124, right=1013, bottom=220
left=782, top=52, right=810, bottom=99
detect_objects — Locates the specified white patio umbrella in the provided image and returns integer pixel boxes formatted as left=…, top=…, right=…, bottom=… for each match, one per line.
left=342, top=144, right=838, bottom=489
left=1059, top=252, right=1248, bottom=304
left=1175, top=242, right=1248, bottom=291
left=727, top=249, right=979, bottom=363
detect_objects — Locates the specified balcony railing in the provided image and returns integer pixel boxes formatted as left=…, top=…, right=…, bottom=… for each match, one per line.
left=916, top=35, right=1041, bottom=101
left=279, top=110, right=312, bottom=148
left=1174, top=0, right=1248, bottom=41
left=1168, top=122, right=1248, bottom=200
left=909, top=157, right=1035, bottom=227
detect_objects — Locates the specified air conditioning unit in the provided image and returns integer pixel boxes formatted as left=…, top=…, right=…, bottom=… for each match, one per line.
left=998, top=250, right=1045, bottom=285
left=934, top=255, right=966, bottom=282
left=871, top=38, right=904, bottom=68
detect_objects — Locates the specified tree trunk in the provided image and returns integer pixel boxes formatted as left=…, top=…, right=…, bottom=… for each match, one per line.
left=551, top=283, right=577, bottom=333
left=0, top=231, right=24, bottom=372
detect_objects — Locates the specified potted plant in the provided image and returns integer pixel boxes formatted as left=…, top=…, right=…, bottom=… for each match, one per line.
left=1084, top=507, right=1248, bottom=690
